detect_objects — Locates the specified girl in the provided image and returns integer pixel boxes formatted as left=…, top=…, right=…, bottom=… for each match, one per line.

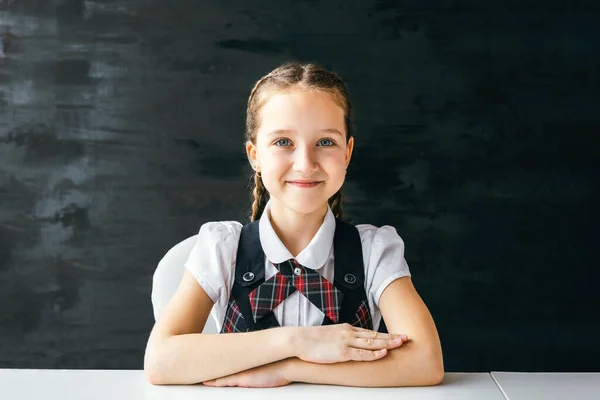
left=144, top=62, right=444, bottom=388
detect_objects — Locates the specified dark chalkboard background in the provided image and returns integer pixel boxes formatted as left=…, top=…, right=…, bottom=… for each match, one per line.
left=1, top=0, right=598, bottom=372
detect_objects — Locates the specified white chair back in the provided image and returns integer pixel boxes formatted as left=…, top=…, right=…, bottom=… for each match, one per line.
left=151, top=235, right=218, bottom=333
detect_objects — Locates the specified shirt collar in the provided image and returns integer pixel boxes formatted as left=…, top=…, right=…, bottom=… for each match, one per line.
left=258, top=199, right=335, bottom=270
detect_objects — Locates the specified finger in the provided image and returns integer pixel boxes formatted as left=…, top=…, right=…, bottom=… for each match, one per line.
left=213, top=378, right=230, bottom=387
left=353, top=328, right=408, bottom=342
left=202, top=380, right=216, bottom=386
left=347, top=347, right=389, bottom=361
left=349, top=336, right=405, bottom=350
left=350, top=326, right=393, bottom=337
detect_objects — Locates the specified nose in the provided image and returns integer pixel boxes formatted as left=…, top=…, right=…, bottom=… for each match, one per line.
left=292, top=145, right=318, bottom=176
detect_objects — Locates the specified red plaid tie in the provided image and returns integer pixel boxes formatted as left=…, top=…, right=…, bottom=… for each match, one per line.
left=248, top=259, right=343, bottom=323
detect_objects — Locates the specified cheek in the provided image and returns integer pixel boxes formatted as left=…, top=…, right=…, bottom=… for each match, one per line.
left=261, top=151, right=289, bottom=175
left=258, top=153, right=286, bottom=192
left=321, top=151, right=347, bottom=174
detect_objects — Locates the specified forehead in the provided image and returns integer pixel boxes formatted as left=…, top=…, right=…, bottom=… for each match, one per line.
left=258, top=90, right=345, bottom=132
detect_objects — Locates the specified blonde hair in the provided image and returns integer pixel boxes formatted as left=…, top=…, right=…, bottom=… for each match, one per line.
left=246, top=62, right=354, bottom=222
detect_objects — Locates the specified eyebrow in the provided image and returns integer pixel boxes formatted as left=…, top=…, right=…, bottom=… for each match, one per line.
left=267, top=128, right=343, bottom=137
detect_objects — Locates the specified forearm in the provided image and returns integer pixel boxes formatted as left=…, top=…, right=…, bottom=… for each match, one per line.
left=286, top=340, right=444, bottom=387
left=145, top=327, right=295, bottom=385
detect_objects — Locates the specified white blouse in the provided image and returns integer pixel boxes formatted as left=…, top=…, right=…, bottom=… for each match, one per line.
left=184, top=200, right=411, bottom=332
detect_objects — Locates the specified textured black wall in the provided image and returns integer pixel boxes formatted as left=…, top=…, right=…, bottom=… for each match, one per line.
left=1, top=0, right=598, bottom=372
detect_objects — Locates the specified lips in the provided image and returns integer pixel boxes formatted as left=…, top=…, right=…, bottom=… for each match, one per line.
left=287, top=180, right=322, bottom=187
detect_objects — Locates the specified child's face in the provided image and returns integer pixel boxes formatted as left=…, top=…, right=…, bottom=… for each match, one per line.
left=247, top=89, right=354, bottom=216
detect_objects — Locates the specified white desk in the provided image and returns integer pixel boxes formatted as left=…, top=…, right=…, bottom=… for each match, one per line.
left=0, top=370, right=505, bottom=400
left=491, top=372, right=600, bottom=400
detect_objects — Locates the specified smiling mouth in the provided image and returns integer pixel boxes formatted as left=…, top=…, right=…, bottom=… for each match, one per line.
left=287, top=181, right=322, bottom=188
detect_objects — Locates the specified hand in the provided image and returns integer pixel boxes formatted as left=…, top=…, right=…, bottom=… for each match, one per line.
left=202, top=359, right=291, bottom=388
left=295, top=323, right=408, bottom=364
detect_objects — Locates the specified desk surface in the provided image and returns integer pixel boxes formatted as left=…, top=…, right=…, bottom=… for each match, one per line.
left=0, top=370, right=505, bottom=400
left=491, top=372, right=600, bottom=400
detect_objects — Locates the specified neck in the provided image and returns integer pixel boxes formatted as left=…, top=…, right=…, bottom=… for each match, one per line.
left=268, top=199, right=328, bottom=258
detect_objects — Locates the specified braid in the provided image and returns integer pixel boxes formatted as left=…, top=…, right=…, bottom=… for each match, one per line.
left=251, top=172, right=269, bottom=222
left=328, top=190, right=344, bottom=220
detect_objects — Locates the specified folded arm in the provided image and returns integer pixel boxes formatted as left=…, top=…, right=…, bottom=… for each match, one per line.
left=284, top=276, right=444, bottom=387
left=144, top=269, right=297, bottom=385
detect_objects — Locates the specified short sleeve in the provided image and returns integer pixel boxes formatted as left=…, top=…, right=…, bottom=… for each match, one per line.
left=183, top=221, right=242, bottom=306
left=357, top=225, right=411, bottom=309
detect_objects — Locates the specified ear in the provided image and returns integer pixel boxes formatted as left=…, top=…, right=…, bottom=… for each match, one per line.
left=345, top=136, right=354, bottom=169
left=246, top=140, right=258, bottom=170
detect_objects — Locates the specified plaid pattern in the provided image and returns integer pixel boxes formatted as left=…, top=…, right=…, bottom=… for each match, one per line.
left=248, top=268, right=296, bottom=323
left=352, top=299, right=373, bottom=330
left=221, top=299, right=249, bottom=333
left=249, top=259, right=344, bottom=323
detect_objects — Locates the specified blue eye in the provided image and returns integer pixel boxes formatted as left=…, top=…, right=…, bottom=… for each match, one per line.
left=274, top=138, right=291, bottom=146
left=318, top=138, right=335, bottom=146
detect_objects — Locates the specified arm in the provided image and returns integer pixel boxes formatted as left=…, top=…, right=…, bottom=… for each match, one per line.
left=144, top=269, right=296, bottom=385
left=283, top=276, right=444, bottom=387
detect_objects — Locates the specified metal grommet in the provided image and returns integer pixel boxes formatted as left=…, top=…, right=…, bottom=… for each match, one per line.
left=344, top=273, right=356, bottom=284
left=293, top=267, right=302, bottom=276
left=242, top=272, right=255, bottom=282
